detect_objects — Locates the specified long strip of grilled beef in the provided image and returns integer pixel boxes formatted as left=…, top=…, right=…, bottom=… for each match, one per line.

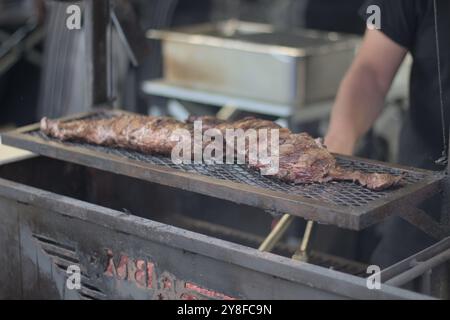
left=40, top=115, right=402, bottom=191
left=188, top=116, right=402, bottom=190
left=41, top=114, right=192, bottom=155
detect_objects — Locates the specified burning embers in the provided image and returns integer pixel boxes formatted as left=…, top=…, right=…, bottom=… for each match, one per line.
left=40, top=114, right=403, bottom=191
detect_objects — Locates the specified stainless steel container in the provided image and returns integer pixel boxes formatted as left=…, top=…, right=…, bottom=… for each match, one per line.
left=148, top=20, right=359, bottom=108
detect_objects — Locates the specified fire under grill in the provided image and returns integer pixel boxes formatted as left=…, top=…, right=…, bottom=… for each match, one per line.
left=1, top=110, right=445, bottom=230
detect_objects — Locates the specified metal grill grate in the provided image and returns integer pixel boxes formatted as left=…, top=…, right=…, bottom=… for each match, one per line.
left=29, top=128, right=425, bottom=209
left=3, top=110, right=443, bottom=230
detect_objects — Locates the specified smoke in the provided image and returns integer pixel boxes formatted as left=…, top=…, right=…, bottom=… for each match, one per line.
left=210, top=0, right=308, bottom=30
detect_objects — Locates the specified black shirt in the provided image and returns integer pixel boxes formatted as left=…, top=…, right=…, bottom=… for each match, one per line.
left=305, top=0, right=367, bottom=34
left=360, top=0, right=450, bottom=159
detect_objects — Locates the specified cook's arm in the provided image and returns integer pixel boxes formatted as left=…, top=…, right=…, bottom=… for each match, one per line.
left=325, top=29, right=408, bottom=155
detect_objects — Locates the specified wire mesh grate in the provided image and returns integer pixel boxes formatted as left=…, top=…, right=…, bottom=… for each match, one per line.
left=29, top=127, right=427, bottom=209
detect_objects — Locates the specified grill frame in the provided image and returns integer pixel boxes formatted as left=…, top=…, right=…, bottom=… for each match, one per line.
left=1, top=111, right=445, bottom=230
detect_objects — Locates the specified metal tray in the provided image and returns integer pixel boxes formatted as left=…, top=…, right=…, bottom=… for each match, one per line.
left=148, top=20, right=359, bottom=107
left=1, top=110, right=444, bottom=230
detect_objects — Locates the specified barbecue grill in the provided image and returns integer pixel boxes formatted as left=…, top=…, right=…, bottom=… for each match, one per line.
left=1, top=110, right=445, bottom=232
left=1, top=109, right=449, bottom=299
left=1, top=0, right=449, bottom=300
left=0, top=152, right=439, bottom=300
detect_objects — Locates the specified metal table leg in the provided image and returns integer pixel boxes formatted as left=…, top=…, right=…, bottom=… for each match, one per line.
left=258, top=214, right=315, bottom=262
left=292, top=221, right=314, bottom=262
left=216, top=105, right=238, bottom=121
left=258, top=214, right=295, bottom=252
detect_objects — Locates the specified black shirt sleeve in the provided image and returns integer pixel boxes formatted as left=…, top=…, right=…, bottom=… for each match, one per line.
left=359, top=0, right=420, bottom=50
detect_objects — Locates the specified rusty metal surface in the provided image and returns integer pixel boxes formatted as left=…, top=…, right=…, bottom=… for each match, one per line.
left=1, top=111, right=445, bottom=230
left=0, top=156, right=368, bottom=278
left=0, top=175, right=434, bottom=300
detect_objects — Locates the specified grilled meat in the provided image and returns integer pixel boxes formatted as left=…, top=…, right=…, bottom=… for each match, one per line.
left=271, top=133, right=337, bottom=184
left=40, top=114, right=403, bottom=191
left=186, top=116, right=282, bottom=132
left=328, top=168, right=403, bottom=191
left=256, top=133, right=402, bottom=190
left=186, top=116, right=226, bottom=132
left=216, top=117, right=282, bottom=132
left=41, top=115, right=192, bottom=155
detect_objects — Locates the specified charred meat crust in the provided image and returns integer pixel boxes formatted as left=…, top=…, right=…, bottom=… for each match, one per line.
left=40, top=115, right=403, bottom=191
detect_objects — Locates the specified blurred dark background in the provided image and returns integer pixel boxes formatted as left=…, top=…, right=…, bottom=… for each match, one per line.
left=0, top=0, right=365, bottom=128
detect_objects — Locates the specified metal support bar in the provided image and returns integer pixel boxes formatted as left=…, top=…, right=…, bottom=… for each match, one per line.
left=385, top=249, right=450, bottom=287
left=0, top=22, right=41, bottom=76
left=258, top=214, right=295, bottom=252
left=85, top=0, right=109, bottom=107
left=216, top=105, right=239, bottom=121
left=420, top=269, right=432, bottom=296
left=110, top=2, right=150, bottom=67
left=442, top=125, right=450, bottom=226
left=399, top=206, right=450, bottom=240
left=441, top=176, right=450, bottom=228
left=381, top=237, right=450, bottom=298
left=292, top=221, right=314, bottom=262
